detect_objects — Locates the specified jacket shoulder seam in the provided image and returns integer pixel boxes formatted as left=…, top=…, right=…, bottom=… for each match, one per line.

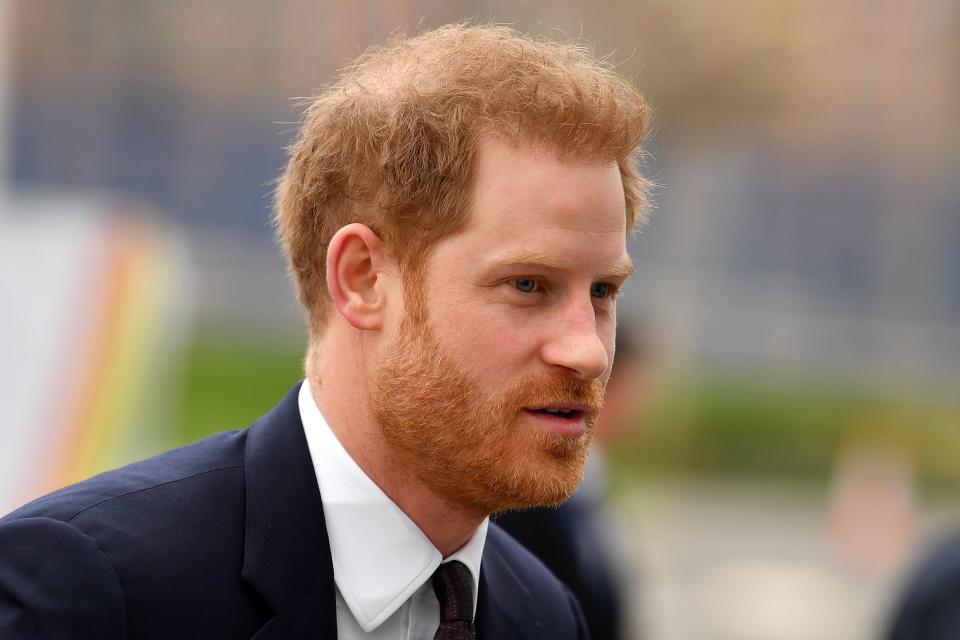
left=67, top=464, right=244, bottom=523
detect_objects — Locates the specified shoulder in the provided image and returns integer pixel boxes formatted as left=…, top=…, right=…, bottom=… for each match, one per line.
left=481, top=521, right=589, bottom=639
left=2, top=428, right=248, bottom=525
left=0, top=429, right=260, bottom=638
left=889, top=532, right=960, bottom=639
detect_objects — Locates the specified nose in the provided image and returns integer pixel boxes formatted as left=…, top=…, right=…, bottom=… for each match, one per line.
left=539, top=298, right=609, bottom=380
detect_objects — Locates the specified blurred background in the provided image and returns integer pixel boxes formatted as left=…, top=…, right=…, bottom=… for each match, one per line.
left=1, top=1, right=958, bottom=638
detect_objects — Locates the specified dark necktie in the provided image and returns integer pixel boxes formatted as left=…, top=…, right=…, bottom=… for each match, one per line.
left=432, top=561, right=476, bottom=640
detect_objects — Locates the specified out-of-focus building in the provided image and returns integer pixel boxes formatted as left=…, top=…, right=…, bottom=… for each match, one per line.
left=8, top=0, right=960, bottom=386
left=634, top=0, right=960, bottom=389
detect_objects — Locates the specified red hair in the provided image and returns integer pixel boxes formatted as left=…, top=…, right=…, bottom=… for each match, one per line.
left=275, top=24, right=652, bottom=334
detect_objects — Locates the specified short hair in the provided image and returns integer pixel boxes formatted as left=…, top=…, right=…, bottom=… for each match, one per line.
left=274, top=23, right=652, bottom=335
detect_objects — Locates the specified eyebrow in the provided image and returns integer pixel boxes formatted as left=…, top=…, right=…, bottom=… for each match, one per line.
left=490, top=251, right=635, bottom=279
left=604, top=257, right=635, bottom=279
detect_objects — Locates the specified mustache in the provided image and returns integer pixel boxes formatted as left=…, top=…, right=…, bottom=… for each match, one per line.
left=501, top=374, right=605, bottom=413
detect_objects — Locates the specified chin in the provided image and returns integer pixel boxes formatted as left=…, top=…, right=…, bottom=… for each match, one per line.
left=482, top=445, right=590, bottom=513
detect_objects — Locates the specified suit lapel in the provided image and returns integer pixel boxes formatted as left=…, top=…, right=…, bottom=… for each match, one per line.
left=241, top=382, right=338, bottom=639
left=476, top=538, right=534, bottom=640
left=239, top=384, right=548, bottom=639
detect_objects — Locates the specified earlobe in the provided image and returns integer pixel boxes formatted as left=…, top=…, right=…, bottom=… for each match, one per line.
left=326, top=224, right=390, bottom=331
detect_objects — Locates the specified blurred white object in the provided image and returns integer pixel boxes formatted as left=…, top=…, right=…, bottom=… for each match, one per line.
left=0, top=190, right=191, bottom=514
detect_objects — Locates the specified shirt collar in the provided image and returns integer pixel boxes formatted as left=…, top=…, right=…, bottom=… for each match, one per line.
left=298, top=381, right=488, bottom=632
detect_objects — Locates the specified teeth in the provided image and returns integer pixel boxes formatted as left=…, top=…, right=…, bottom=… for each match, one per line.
left=544, top=408, right=573, bottom=416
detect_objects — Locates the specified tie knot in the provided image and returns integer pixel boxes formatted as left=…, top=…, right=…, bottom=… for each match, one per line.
left=432, top=561, right=474, bottom=623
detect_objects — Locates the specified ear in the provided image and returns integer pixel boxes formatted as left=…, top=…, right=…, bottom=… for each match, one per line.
left=325, top=223, right=393, bottom=331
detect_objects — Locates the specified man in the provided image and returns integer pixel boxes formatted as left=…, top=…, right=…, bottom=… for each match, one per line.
left=0, top=24, right=651, bottom=639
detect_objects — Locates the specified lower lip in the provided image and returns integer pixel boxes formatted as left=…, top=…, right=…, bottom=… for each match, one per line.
left=522, top=409, right=587, bottom=438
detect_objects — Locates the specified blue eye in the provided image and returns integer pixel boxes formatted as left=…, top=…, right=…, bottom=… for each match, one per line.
left=591, top=282, right=611, bottom=299
left=514, top=278, right=538, bottom=293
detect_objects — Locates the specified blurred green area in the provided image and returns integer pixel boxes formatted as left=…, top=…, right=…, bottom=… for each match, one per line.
left=176, top=333, right=960, bottom=491
left=609, top=371, right=960, bottom=493
left=176, top=331, right=304, bottom=444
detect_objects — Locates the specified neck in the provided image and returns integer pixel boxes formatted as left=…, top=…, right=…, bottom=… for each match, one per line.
left=307, top=331, right=485, bottom=557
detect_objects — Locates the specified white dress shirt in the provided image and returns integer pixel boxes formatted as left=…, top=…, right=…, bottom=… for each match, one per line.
left=298, top=382, right=489, bottom=639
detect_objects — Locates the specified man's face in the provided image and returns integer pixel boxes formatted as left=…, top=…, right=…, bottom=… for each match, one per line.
left=372, top=137, right=632, bottom=515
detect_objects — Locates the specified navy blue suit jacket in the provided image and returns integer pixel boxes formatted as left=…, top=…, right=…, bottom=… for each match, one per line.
left=0, top=383, right=589, bottom=639
left=887, top=532, right=960, bottom=640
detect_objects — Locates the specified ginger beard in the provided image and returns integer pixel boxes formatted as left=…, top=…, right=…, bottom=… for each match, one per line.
left=372, top=301, right=605, bottom=516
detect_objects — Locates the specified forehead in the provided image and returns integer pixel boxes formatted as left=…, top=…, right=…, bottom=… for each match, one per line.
left=449, top=137, right=628, bottom=265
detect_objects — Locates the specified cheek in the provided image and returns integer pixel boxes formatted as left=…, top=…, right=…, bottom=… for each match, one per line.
left=434, top=303, right=539, bottom=379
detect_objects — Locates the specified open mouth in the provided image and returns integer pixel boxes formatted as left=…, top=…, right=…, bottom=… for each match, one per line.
left=528, top=407, right=584, bottom=420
